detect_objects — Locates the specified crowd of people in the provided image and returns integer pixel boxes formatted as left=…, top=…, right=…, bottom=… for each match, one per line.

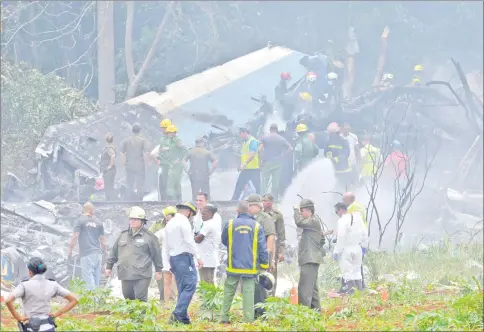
left=6, top=188, right=372, bottom=328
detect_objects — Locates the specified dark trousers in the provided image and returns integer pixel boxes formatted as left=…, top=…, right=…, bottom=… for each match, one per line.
left=198, top=267, right=215, bottom=284
left=298, top=263, right=321, bottom=310
left=121, top=278, right=151, bottom=302
left=231, top=169, right=261, bottom=200
left=170, top=253, right=197, bottom=324
left=125, top=167, right=145, bottom=200
left=254, top=278, right=268, bottom=318
left=158, top=165, right=169, bottom=201
left=102, top=167, right=117, bottom=201
left=190, top=176, right=210, bottom=201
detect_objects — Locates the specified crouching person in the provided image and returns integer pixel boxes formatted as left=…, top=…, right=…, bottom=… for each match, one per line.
left=221, top=201, right=269, bottom=323
left=333, top=202, right=368, bottom=294
left=293, top=199, right=325, bottom=311
left=6, top=257, right=79, bottom=332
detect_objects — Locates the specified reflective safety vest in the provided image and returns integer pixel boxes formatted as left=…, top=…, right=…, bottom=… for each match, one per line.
left=227, top=218, right=269, bottom=275
left=360, top=144, right=381, bottom=178
left=348, top=202, right=368, bottom=229
left=241, top=136, right=260, bottom=169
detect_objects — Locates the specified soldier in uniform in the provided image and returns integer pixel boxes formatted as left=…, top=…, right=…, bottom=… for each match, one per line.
left=163, top=125, right=187, bottom=201
left=120, top=123, right=149, bottom=200
left=5, top=257, right=78, bottom=332
left=245, top=194, right=276, bottom=318
left=262, top=194, right=286, bottom=296
left=105, top=206, right=163, bottom=302
left=100, top=133, right=117, bottom=201
left=293, top=199, right=325, bottom=310
left=154, top=119, right=172, bottom=200
left=183, top=137, right=218, bottom=201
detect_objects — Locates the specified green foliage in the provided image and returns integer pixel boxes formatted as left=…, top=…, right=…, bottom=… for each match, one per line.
left=197, top=281, right=225, bottom=321
left=256, top=297, right=326, bottom=331
left=0, top=60, right=97, bottom=184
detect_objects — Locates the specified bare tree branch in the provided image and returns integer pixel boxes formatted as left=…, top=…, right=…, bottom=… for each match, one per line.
left=125, top=1, right=178, bottom=100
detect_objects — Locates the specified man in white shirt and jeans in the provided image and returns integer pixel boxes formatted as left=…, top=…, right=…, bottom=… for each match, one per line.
left=341, top=122, right=360, bottom=186
left=165, top=201, right=203, bottom=325
left=194, top=204, right=221, bottom=284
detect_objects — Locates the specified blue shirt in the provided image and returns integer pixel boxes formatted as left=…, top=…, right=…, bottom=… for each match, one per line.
left=248, top=139, right=259, bottom=153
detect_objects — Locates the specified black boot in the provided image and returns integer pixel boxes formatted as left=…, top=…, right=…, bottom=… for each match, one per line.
left=355, top=280, right=363, bottom=291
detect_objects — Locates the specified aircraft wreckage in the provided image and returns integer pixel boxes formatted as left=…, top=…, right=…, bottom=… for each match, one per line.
left=1, top=46, right=482, bottom=288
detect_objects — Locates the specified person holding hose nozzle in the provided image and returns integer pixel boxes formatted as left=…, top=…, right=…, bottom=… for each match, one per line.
left=333, top=202, right=368, bottom=295
left=6, top=257, right=78, bottom=332
left=293, top=199, right=326, bottom=311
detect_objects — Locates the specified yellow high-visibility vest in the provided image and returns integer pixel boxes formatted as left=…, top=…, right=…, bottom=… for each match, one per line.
left=360, top=144, right=381, bottom=178
left=227, top=219, right=268, bottom=274
left=348, top=202, right=368, bottom=229
left=241, top=136, right=260, bottom=169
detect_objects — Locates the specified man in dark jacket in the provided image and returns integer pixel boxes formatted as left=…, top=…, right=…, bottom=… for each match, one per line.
left=221, top=201, right=269, bottom=323
left=324, top=122, right=352, bottom=191
left=293, top=199, right=325, bottom=310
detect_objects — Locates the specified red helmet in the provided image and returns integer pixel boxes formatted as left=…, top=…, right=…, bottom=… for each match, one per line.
left=306, top=72, right=317, bottom=82
left=280, top=72, right=292, bottom=80
left=95, top=177, right=104, bottom=191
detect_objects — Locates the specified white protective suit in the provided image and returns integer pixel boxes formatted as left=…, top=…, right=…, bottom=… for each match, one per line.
left=334, top=213, right=369, bottom=281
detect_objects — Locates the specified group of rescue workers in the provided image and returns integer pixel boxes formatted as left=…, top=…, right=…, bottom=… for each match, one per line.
left=4, top=56, right=418, bottom=331
left=5, top=190, right=370, bottom=328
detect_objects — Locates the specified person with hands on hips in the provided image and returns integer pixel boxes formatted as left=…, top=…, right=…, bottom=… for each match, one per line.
left=5, top=257, right=78, bottom=332
left=105, top=206, right=163, bottom=302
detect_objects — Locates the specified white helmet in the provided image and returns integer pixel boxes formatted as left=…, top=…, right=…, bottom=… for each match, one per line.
left=327, top=72, right=338, bottom=80
left=129, top=206, right=147, bottom=220
left=382, top=73, right=394, bottom=82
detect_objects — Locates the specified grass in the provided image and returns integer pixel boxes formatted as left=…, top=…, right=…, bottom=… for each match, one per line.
left=1, top=241, right=482, bottom=331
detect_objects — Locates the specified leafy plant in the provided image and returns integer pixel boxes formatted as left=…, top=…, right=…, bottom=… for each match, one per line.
left=197, top=281, right=225, bottom=321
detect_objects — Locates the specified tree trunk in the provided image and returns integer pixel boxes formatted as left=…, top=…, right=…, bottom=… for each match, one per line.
left=124, top=1, right=177, bottom=100
left=97, top=0, right=116, bottom=108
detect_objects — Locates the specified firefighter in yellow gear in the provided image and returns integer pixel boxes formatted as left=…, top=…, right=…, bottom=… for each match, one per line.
left=412, top=64, right=424, bottom=86
left=359, top=134, right=381, bottom=183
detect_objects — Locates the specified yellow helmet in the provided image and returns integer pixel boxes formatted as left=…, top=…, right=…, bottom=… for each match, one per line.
left=299, top=92, right=312, bottom=102
left=296, top=123, right=308, bottom=133
left=414, top=64, right=424, bottom=72
left=165, top=124, right=178, bottom=133
left=162, top=206, right=177, bottom=217
left=412, top=76, right=421, bottom=84
left=160, top=119, right=172, bottom=128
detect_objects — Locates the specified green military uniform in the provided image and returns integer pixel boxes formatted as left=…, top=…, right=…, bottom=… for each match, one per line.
left=184, top=146, right=216, bottom=200
left=162, top=136, right=187, bottom=200
left=293, top=199, right=325, bottom=310
left=121, top=135, right=149, bottom=200
left=157, top=136, right=171, bottom=201
left=265, top=207, right=285, bottom=296
left=106, top=227, right=163, bottom=302
left=294, top=133, right=319, bottom=172
left=100, top=144, right=117, bottom=201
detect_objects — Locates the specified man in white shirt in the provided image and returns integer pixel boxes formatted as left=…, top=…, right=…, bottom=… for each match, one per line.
left=193, top=192, right=208, bottom=233
left=340, top=123, right=360, bottom=166
left=194, top=204, right=221, bottom=284
left=165, top=201, right=202, bottom=325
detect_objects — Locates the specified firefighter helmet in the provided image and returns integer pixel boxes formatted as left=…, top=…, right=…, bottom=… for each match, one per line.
left=327, top=122, right=340, bottom=133
left=296, top=123, right=308, bottom=133
left=300, top=199, right=315, bottom=209
left=165, top=124, right=178, bottom=133
left=306, top=72, right=317, bottom=82
left=160, top=119, right=172, bottom=128
left=299, top=92, right=312, bottom=102
left=280, top=72, right=291, bottom=80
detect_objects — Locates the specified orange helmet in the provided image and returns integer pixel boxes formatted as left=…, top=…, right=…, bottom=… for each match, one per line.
left=280, top=72, right=292, bottom=80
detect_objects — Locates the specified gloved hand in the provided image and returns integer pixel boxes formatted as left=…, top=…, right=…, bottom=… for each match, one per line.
left=332, top=253, right=339, bottom=261
left=362, top=247, right=367, bottom=256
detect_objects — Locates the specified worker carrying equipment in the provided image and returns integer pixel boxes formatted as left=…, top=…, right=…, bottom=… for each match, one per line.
left=280, top=72, right=291, bottom=80
left=160, top=119, right=172, bottom=129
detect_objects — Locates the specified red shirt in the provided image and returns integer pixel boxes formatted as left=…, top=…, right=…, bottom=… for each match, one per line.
left=384, top=151, right=408, bottom=179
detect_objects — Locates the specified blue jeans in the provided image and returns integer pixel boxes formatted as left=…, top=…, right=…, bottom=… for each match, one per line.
left=80, top=252, right=102, bottom=290
left=170, top=253, right=197, bottom=323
